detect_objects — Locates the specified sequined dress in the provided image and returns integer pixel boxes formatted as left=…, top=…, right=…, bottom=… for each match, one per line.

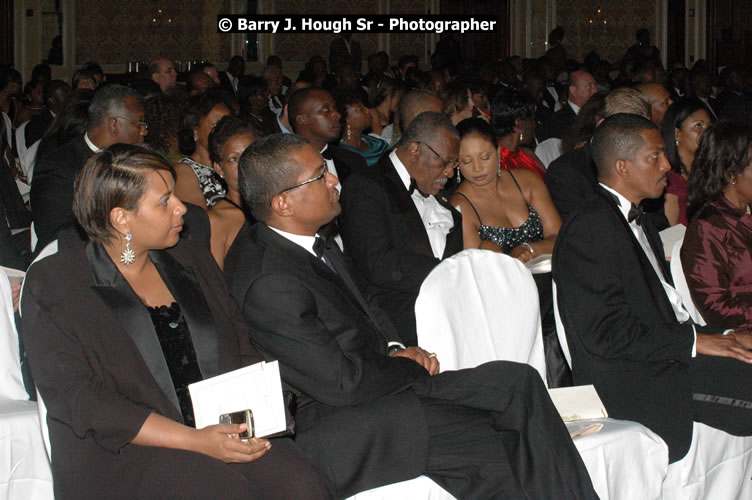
left=455, top=170, right=544, bottom=254
left=179, top=157, right=227, bottom=208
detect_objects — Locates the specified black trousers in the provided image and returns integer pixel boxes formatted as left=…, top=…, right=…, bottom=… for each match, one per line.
left=691, top=354, right=752, bottom=439
left=122, top=438, right=332, bottom=500
left=414, top=361, right=598, bottom=500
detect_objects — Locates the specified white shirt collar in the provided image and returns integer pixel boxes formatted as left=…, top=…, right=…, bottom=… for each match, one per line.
left=599, top=183, right=633, bottom=220
left=568, top=101, right=581, bottom=115
left=84, top=132, right=102, bottom=153
left=389, top=150, right=412, bottom=190
left=268, top=225, right=318, bottom=258
left=277, top=112, right=290, bottom=134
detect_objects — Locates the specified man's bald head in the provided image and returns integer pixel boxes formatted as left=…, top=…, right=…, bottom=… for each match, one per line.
left=636, top=83, right=673, bottom=126
left=397, top=90, right=442, bottom=133
left=149, top=57, right=177, bottom=93
left=568, top=70, right=597, bottom=107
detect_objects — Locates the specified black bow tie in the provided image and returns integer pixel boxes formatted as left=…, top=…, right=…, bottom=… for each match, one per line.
left=313, top=235, right=328, bottom=258
left=408, top=178, right=429, bottom=198
left=321, top=147, right=334, bottom=161
left=628, top=203, right=645, bottom=225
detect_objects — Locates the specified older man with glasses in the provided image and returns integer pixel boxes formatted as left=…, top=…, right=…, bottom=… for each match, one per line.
left=31, top=84, right=148, bottom=250
left=339, top=111, right=463, bottom=345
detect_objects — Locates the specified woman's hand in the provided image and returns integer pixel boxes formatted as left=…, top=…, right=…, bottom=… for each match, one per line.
left=195, top=423, right=271, bottom=463
left=510, top=244, right=535, bottom=263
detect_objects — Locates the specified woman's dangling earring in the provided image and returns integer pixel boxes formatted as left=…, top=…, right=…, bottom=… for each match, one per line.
left=498, top=158, right=502, bottom=176
left=675, top=139, right=679, bottom=146
left=346, top=124, right=352, bottom=141
left=456, top=166, right=461, bottom=181
left=120, top=232, right=135, bottom=265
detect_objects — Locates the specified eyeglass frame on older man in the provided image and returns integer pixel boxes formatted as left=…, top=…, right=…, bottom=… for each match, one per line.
left=418, top=141, right=459, bottom=170
left=112, top=116, right=149, bottom=130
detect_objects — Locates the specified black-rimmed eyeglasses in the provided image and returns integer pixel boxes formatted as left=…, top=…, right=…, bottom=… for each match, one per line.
left=277, top=165, right=329, bottom=195
left=418, top=141, right=458, bottom=169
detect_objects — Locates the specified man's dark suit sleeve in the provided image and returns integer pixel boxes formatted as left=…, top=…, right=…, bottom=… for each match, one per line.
left=31, top=158, right=75, bottom=249
left=339, top=173, right=438, bottom=294
left=554, top=210, right=694, bottom=363
left=242, top=273, right=426, bottom=406
left=545, top=157, right=593, bottom=222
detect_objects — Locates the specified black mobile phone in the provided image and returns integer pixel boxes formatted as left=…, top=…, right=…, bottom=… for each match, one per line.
left=219, top=409, right=255, bottom=440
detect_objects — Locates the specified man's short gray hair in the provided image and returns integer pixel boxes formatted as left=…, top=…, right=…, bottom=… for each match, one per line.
left=398, top=111, right=459, bottom=149
left=88, top=84, right=142, bottom=130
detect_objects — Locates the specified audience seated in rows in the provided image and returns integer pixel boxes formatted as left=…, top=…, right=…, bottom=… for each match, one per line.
left=223, top=132, right=598, bottom=499
left=553, top=113, right=752, bottom=464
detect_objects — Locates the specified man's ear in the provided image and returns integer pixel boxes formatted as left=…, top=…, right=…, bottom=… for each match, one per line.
left=107, top=117, right=120, bottom=138
left=294, top=113, right=307, bottom=130
left=614, top=158, right=629, bottom=178
left=270, top=193, right=294, bottom=218
left=407, top=141, right=421, bottom=161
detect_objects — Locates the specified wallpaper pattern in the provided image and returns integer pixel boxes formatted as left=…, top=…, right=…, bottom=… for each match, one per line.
left=556, top=1, right=656, bottom=64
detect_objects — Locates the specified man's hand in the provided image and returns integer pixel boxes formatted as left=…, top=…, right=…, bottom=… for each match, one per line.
left=390, top=346, right=440, bottom=375
left=696, top=333, right=752, bottom=364
left=727, top=330, right=752, bottom=351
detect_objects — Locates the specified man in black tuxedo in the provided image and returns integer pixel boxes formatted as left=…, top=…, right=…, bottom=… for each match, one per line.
left=24, top=79, right=70, bottom=148
left=553, top=113, right=752, bottom=463
left=30, top=84, right=147, bottom=250
left=537, top=70, right=597, bottom=142
left=287, top=86, right=366, bottom=184
left=224, top=133, right=597, bottom=499
left=339, top=112, right=462, bottom=345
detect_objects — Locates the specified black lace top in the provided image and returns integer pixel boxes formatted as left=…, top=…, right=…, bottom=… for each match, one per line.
left=146, top=302, right=203, bottom=427
left=455, top=170, right=544, bottom=254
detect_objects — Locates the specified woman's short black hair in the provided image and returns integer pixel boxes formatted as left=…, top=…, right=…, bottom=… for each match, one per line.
left=334, top=87, right=367, bottom=130
left=178, top=93, right=230, bottom=155
left=687, top=119, right=752, bottom=218
left=456, top=117, right=496, bottom=147
left=73, top=145, right=175, bottom=243
left=661, top=98, right=714, bottom=173
left=208, top=115, right=258, bottom=165
left=491, top=87, right=536, bottom=138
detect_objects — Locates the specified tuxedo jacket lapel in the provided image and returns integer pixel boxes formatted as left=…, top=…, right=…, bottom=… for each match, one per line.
left=595, top=188, right=678, bottom=323
left=151, top=250, right=220, bottom=380
left=87, top=242, right=221, bottom=414
left=436, top=194, right=463, bottom=258
left=257, top=224, right=390, bottom=348
left=378, top=156, right=434, bottom=258
left=87, top=242, right=181, bottom=413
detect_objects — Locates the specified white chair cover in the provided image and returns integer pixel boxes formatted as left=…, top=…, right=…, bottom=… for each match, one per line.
left=670, top=238, right=706, bottom=326
left=662, top=422, right=752, bottom=499
left=347, top=476, right=455, bottom=500
left=415, top=249, right=547, bottom=383
left=0, top=269, right=27, bottom=401
left=552, top=277, right=669, bottom=499
left=534, top=137, right=563, bottom=170
left=0, top=400, right=54, bottom=499
left=0, top=255, right=54, bottom=498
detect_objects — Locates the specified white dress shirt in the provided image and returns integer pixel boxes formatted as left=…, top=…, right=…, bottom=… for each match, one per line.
left=390, top=150, right=454, bottom=259
left=600, top=184, right=698, bottom=355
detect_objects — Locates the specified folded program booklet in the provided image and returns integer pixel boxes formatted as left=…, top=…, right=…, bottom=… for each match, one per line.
left=548, top=384, right=608, bottom=422
left=188, top=360, right=287, bottom=438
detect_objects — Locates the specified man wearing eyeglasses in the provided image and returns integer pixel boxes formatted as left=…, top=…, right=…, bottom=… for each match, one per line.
left=225, top=133, right=598, bottom=500
left=31, top=84, right=148, bottom=250
left=339, top=111, right=463, bottom=346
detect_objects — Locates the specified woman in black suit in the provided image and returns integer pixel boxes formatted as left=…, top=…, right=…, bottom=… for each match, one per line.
left=21, top=145, right=331, bottom=499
